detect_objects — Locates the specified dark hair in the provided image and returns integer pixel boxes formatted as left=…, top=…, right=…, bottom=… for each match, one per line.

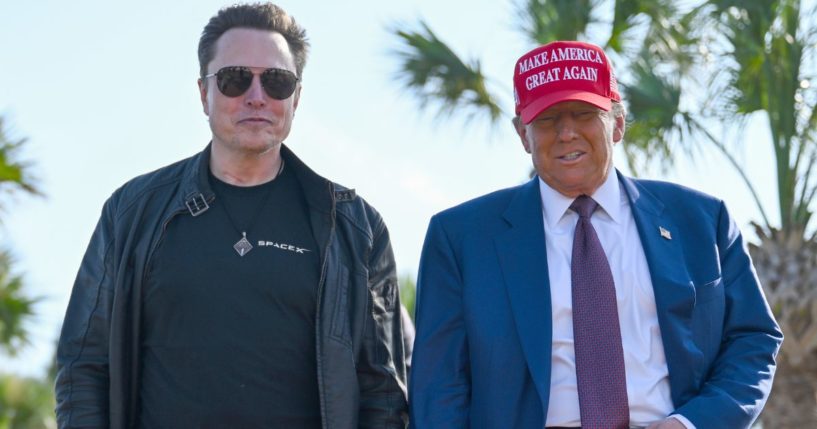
left=198, top=3, right=309, bottom=79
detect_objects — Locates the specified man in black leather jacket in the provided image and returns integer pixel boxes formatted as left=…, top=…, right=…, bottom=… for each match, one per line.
left=55, top=4, right=408, bottom=428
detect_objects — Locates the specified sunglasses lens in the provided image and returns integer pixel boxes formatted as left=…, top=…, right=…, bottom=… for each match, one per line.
left=216, top=67, right=253, bottom=97
left=261, top=69, right=298, bottom=100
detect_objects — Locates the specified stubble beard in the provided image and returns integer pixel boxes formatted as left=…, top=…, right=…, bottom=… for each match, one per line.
left=231, top=135, right=281, bottom=157
left=211, top=124, right=283, bottom=159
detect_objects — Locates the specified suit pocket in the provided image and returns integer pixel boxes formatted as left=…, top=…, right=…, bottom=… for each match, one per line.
left=692, top=277, right=725, bottom=363
left=695, top=276, right=723, bottom=304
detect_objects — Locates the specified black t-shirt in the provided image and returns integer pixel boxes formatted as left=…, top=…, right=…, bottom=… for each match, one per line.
left=138, top=164, right=322, bottom=429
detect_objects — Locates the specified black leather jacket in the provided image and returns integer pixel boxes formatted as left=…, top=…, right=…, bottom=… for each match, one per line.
left=56, top=144, right=408, bottom=428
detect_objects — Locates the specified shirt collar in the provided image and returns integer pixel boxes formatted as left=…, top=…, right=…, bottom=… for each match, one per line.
left=538, top=169, right=623, bottom=228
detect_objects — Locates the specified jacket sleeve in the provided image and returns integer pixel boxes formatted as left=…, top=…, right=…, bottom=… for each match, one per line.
left=409, top=215, right=470, bottom=428
left=357, top=212, right=409, bottom=428
left=675, top=201, right=783, bottom=428
left=55, top=198, right=116, bottom=428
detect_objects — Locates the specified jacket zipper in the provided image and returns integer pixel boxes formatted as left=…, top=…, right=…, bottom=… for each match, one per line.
left=128, top=196, right=209, bottom=421
left=316, top=183, right=335, bottom=429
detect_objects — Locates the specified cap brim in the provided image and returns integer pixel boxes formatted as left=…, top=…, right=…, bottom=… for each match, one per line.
left=520, top=90, right=612, bottom=124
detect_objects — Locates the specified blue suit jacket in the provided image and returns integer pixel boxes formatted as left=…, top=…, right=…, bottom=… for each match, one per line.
left=409, top=173, right=782, bottom=429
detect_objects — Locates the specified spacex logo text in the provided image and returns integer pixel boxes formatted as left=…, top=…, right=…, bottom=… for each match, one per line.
left=257, top=241, right=311, bottom=254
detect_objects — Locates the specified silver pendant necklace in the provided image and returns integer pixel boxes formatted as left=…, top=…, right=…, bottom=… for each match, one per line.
left=218, top=159, right=285, bottom=257
left=234, top=232, right=253, bottom=256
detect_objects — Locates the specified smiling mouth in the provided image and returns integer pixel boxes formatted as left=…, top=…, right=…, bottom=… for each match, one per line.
left=560, top=151, right=584, bottom=161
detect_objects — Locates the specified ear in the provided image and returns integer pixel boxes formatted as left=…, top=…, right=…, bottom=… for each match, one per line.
left=612, top=112, right=625, bottom=143
left=513, top=116, right=532, bottom=153
left=198, top=78, right=210, bottom=116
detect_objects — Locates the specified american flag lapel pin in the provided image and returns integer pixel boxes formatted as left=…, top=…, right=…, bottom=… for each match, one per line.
left=659, top=226, right=672, bottom=240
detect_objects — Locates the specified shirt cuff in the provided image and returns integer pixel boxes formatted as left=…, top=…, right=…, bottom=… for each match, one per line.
left=669, top=414, right=696, bottom=429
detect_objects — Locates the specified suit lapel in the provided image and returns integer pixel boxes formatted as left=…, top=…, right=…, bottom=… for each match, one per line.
left=618, top=172, right=704, bottom=403
left=494, top=178, right=553, bottom=409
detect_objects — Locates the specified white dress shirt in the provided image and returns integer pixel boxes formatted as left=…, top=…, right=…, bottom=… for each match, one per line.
left=539, top=171, right=694, bottom=429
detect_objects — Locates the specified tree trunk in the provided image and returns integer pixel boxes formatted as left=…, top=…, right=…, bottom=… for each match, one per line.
left=748, top=224, right=817, bottom=427
left=759, top=356, right=817, bottom=427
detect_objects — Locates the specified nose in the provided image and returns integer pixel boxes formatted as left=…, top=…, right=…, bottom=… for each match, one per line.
left=555, top=116, right=577, bottom=142
left=244, top=75, right=267, bottom=109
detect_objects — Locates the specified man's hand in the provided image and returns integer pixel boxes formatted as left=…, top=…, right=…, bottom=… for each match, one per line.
left=646, top=417, right=687, bottom=429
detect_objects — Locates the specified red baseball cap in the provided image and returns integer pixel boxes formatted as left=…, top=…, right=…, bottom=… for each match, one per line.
left=513, top=40, right=620, bottom=124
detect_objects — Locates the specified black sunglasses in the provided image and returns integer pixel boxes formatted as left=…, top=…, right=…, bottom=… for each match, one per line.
left=204, top=66, right=300, bottom=100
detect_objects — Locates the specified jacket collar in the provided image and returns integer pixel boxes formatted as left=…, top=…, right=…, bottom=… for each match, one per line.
left=179, top=143, right=334, bottom=217
left=280, top=144, right=333, bottom=215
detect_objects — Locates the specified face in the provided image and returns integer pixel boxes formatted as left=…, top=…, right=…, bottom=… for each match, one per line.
left=198, top=28, right=301, bottom=156
left=516, top=101, right=624, bottom=197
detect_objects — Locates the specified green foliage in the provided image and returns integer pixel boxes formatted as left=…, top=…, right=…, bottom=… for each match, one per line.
left=517, top=0, right=598, bottom=43
left=399, top=274, right=416, bottom=321
left=390, top=21, right=502, bottom=124
left=690, top=0, right=817, bottom=235
left=0, top=251, right=38, bottom=356
left=609, top=0, right=694, bottom=64
left=0, top=117, right=41, bottom=212
left=0, top=117, right=50, bottom=427
left=619, top=55, right=682, bottom=170
left=0, top=373, right=56, bottom=429
left=0, top=116, right=43, bottom=356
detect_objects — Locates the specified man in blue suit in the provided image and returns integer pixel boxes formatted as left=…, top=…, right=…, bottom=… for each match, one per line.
left=409, top=40, right=782, bottom=429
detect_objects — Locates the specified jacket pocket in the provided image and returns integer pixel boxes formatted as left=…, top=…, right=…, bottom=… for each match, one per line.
left=330, top=263, right=352, bottom=345
left=695, top=276, right=723, bottom=304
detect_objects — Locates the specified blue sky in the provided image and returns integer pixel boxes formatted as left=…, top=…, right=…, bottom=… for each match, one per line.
left=0, top=0, right=777, bottom=376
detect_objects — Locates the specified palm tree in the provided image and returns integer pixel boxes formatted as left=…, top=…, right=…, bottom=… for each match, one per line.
left=0, top=116, right=41, bottom=356
left=0, top=116, right=49, bottom=428
left=390, top=0, right=817, bottom=425
left=700, top=1, right=817, bottom=426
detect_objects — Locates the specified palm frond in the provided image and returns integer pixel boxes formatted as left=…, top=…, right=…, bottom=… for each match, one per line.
left=0, top=117, right=42, bottom=215
left=609, top=0, right=694, bottom=61
left=618, top=55, right=682, bottom=173
left=515, top=0, right=598, bottom=44
left=390, top=21, right=503, bottom=125
left=792, top=148, right=816, bottom=229
left=695, top=0, right=817, bottom=233
left=0, top=250, right=38, bottom=356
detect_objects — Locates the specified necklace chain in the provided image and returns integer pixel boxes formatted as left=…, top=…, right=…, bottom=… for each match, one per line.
left=217, top=159, right=285, bottom=257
